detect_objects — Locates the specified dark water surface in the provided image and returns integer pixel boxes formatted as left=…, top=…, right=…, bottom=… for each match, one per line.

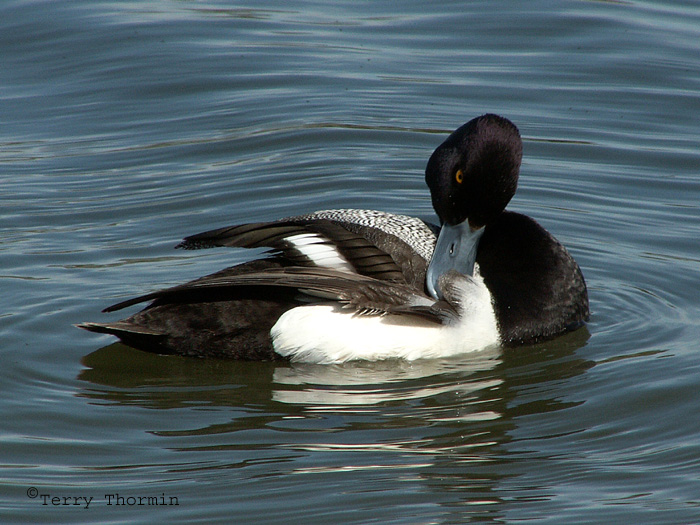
left=2, top=0, right=700, bottom=523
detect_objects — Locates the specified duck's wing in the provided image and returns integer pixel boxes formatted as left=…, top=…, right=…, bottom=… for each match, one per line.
left=176, top=210, right=438, bottom=287
left=177, top=219, right=405, bottom=282
left=98, top=266, right=457, bottom=325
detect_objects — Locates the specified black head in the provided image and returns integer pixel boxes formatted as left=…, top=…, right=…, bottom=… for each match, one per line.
left=425, top=114, right=522, bottom=227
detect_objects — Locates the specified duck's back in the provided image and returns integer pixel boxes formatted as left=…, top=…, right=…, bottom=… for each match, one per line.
left=179, top=209, right=438, bottom=289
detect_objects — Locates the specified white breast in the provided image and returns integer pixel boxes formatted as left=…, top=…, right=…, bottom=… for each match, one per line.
left=270, top=273, right=500, bottom=363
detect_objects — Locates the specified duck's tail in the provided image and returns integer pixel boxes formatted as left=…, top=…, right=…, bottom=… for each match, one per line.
left=76, top=321, right=164, bottom=341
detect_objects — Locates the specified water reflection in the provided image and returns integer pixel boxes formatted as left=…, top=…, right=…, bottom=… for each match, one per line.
left=271, top=350, right=502, bottom=408
left=78, top=328, right=590, bottom=520
left=79, top=328, right=591, bottom=435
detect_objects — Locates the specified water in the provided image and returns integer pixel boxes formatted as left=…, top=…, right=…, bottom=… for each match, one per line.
left=2, top=0, right=700, bottom=523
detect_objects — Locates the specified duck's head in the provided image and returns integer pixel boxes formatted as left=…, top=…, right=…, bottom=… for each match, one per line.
left=425, top=114, right=522, bottom=299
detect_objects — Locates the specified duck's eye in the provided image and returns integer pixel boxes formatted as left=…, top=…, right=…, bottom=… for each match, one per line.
left=455, top=169, right=464, bottom=184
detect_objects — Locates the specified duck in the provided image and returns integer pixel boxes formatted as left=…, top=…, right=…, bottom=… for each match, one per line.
left=79, top=114, right=589, bottom=363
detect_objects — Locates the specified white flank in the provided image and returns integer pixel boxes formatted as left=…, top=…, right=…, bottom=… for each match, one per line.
left=271, top=273, right=500, bottom=363
left=285, top=233, right=355, bottom=272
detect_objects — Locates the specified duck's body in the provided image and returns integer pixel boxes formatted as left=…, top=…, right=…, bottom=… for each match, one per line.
left=80, top=115, right=589, bottom=362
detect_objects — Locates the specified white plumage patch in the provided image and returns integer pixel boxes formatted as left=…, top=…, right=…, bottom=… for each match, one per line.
left=270, top=272, right=500, bottom=363
left=285, top=233, right=356, bottom=273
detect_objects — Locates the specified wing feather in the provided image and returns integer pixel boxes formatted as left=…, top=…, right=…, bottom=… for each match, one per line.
left=102, top=266, right=454, bottom=325
left=177, top=219, right=405, bottom=281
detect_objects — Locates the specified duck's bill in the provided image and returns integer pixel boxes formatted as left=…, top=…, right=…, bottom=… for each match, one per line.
left=426, top=221, right=484, bottom=300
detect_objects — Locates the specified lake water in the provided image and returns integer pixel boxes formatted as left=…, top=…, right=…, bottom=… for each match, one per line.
left=2, top=0, right=700, bottom=523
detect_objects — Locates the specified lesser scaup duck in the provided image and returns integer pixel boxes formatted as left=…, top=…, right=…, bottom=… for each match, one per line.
left=79, top=114, right=589, bottom=363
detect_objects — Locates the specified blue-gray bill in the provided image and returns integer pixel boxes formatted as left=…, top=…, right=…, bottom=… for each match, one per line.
left=426, top=221, right=485, bottom=300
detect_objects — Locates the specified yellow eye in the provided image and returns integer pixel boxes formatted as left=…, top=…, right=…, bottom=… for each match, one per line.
left=455, top=169, right=464, bottom=184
